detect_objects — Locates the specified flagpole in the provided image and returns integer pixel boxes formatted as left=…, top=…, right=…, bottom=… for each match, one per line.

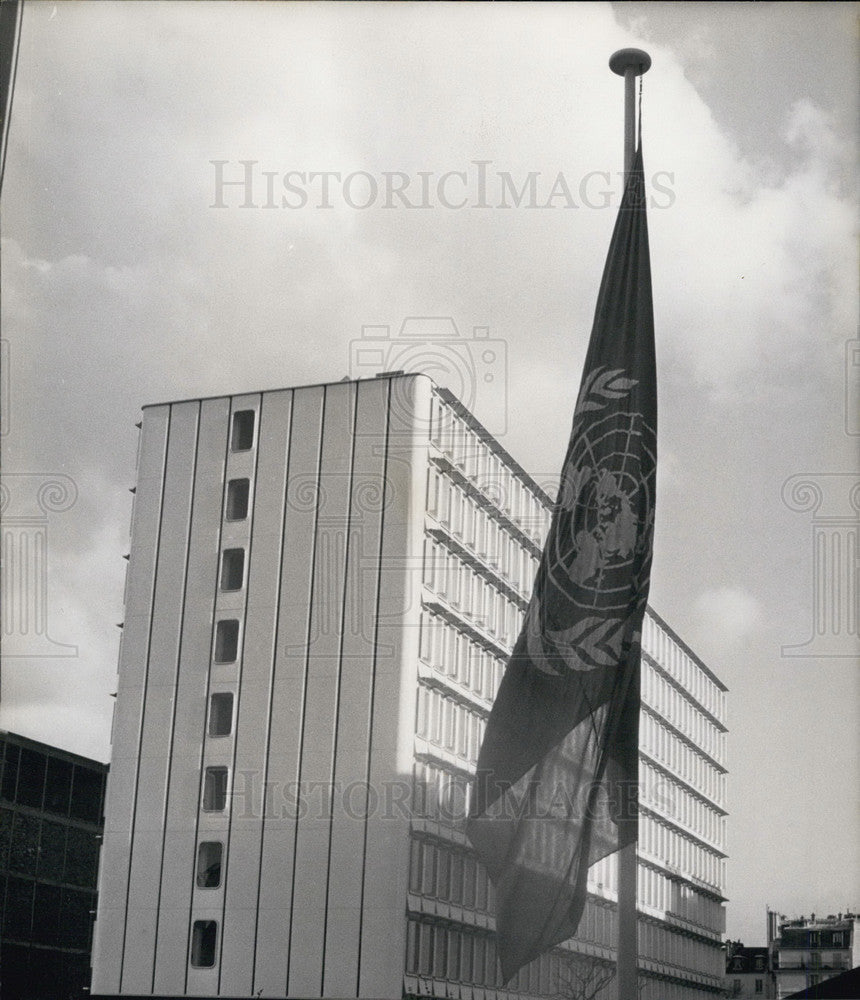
left=608, top=47, right=650, bottom=1000
left=609, top=47, right=651, bottom=176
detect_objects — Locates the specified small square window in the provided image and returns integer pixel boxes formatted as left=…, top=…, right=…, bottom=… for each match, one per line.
left=196, top=842, right=223, bottom=888
left=202, top=767, right=228, bottom=812
left=231, top=410, right=255, bottom=451
left=220, top=548, right=245, bottom=591
left=213, top=620, right=239, bottom=663
left=225, top=479, right=250, bottom=521
left=190, top=919, right=218, bottom=967
left=208, top=693, right=233, bottom=737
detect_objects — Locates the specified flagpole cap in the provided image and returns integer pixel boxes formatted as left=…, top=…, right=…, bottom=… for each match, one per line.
left=609, top=48, right=651, bottom=76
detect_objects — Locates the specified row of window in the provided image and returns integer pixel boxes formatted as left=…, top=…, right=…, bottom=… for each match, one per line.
left=418, top=609, right=506, bottom=705
left=639, top=977, right=722, bottom=1000
left=641, top=763, right=725, bottom=850
left=780, top=928, right=850, bottom=949
left=639, top=813, right=724, bottom=891
left=408, top=837, right=493, bottom=914
left=638, top=918, right=723, bottom=980
left=732, top=977, right=764, bottom=994
left=0, top=741, right=105, bottom=825
left=413, top=760, right=471, bottom=830
left=778, top=951, right=850, bottom=970
left=429, top=394, right=551, bottom=545
left=405, top=916, right=550, bottom=991
left=423, top=538, right=521, bottom=649
left=0, top=809, right=100, bottom=887
left=1, top=875, right=96, bottom=951
left=643, top=661, right=725, bottom=764
left=406, top=914, right=619, bottom=994
left=416, top=684, right=486, bottom=767
left=426, top=467, right=540, bottom=599
left=638, top=861, right=725, bottom=934
left=641, top=713, right=725, bottom=807
left=185, top=409, right=256, bottom=974
left=642, top=616, right=725, bottom=724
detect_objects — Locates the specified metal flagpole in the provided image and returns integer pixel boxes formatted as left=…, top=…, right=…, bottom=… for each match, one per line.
left=608, top=46, right=651, bottom=1000
left=609, top=47, right=651, bottom=176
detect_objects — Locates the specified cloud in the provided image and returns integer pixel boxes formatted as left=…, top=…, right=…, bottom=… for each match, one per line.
left=692, top=586, right=763, bottom=650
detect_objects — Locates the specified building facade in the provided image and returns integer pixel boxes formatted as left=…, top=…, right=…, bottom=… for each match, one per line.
left=0, top=730, right=107, bottom=999
left=769, top=913, right=859, bottom=999
left=725, top=943, right=773, bottom=998
left=91, top=373, right=727, bottom=999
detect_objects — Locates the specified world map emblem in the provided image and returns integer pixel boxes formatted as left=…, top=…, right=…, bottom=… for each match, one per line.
left=524, top=365, right=656, bottom=675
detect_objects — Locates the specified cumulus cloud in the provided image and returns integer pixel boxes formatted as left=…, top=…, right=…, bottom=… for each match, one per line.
left=692, top=585, right=764, bottom=651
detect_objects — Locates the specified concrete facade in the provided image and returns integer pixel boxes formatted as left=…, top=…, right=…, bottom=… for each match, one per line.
left=92, top=373, right=727, bottom=999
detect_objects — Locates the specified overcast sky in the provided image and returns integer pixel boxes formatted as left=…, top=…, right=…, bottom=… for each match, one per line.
left=1, top=1, right=857, bottom=946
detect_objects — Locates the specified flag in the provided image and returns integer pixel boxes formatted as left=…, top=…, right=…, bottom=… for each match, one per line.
left=466, top=145, right=656, bottom=980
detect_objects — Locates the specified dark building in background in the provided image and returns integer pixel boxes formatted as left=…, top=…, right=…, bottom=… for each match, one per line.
left=725, top=942, right=773, bottom=997
left=0, top=731, right=106, bottom=1000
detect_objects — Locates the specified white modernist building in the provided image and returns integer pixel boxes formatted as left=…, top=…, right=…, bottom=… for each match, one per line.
left=91, top=372, right=727, bottom=999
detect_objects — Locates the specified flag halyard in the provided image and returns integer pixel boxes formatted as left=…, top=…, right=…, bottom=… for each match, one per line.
left=467, top=145, right=656, bottom=981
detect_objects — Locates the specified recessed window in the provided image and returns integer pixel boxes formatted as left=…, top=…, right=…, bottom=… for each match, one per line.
left=225, top=479, right=250, bottom=521
left=220, top=548, right=245, bottom=591
left=196, top=842, right=223, bottom=888
left=231, top=410, right=255, bottom=451
left=202, top=767, right=228, bottom=812
left=213, top=620, right=239, bottom=663
left=190, top=919, right=218, bottom=967
left=208, top=693, right=234, bottom=737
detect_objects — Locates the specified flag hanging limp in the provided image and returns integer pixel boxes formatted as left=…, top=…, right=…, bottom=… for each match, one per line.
left=466, top=145, right=656, bottom=981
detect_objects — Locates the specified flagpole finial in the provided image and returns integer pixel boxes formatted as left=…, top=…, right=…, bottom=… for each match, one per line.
left=609, top=48, right=651, bottom=76
left=609, top=49, right=651, bottom=177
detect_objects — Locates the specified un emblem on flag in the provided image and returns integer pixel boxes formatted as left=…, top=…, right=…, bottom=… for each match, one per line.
left=526, top=367, right=656, bottom=674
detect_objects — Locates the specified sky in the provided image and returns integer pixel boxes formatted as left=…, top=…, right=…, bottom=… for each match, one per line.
left=1, top=0, right=857, bottom=947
